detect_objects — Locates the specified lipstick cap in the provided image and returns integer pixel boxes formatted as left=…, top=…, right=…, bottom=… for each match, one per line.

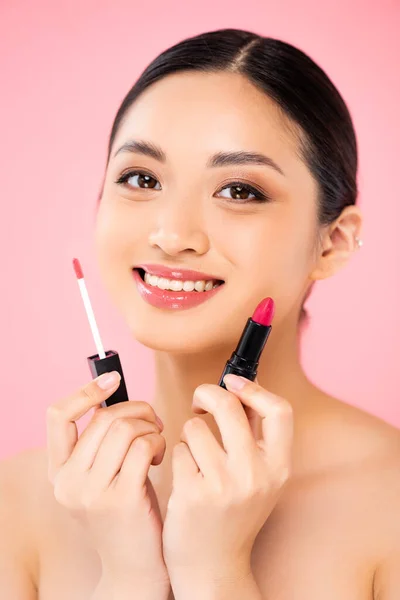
left=87, top=350, right=129, bottom=407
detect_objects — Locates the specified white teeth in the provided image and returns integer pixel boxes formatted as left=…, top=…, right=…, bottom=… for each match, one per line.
left=142, top=270, right=220, bottom=292
left=169, top=279, right=183, bottom=291
left=194, top=280, right=206, bottom=292
left=149, top=274, right=158, bottom=286
left=158, top=277, right=169, bottom=290
left=183, top=280, right=195, bottom=292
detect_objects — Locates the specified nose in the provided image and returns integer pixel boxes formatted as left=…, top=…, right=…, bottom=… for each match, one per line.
left=148, top=195, right=210, bottom=257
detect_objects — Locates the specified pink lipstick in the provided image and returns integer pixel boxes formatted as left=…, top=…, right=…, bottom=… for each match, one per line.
left=218, top=297, right=275, bottom=389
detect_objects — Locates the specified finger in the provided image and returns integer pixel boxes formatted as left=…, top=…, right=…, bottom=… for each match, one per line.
left=180, top=418, right=225, bottom=478
left=224, top=375, right=293, bottom=472
left=260, top=399, right=293, bottom=476
left=246, top=376, right=263, bottom=440
left=67, top=400, right=160, bottom=471
left=87, top=418, right=161, bottom=490
left=243, top=404, right=263, bottom=441
left=171, top=441, right=199, bottom=486
left=194, top=378, right=262, bottom=439
left=192, top=384, right=257, bottom=461
left=116, top=432, right=166, bottom=492
left=46, top=371, right=121, bottom=481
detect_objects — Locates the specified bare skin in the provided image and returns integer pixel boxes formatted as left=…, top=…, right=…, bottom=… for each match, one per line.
left=1, top=71, right=399, bottom=599
left=1, top=389, right=400, bottom=599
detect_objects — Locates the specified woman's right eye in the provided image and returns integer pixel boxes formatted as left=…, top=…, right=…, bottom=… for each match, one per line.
left=115, top=170, right=162, bottom=190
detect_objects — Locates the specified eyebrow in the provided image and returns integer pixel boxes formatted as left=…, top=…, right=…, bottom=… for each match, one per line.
left=113, top=138, right=285, bottom=176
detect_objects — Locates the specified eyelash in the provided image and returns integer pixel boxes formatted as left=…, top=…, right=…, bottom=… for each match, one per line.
left=114, top=169, right=271, bottom=203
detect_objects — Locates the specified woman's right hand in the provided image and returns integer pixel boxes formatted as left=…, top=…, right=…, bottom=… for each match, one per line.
left=46, top=370, right=169, bottom=590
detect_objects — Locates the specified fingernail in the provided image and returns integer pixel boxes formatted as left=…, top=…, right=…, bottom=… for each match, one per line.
left=97, top=371, right=121, bottom=390
left=223, top=374, right=249, bottom=391
left=155, top=415, right=164, bottom=430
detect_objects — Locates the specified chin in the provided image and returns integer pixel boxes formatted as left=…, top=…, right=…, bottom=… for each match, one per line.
left=125, top=316, right=224, bottom=355
left=122, top=303, right=240, bottom=356
left=134, top=333, right=210, bottom=354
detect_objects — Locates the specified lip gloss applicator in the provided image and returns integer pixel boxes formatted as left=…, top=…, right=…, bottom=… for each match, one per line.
left=72, top=258, right=129, bottom=407
left=218, top=297, right=275, bottom=389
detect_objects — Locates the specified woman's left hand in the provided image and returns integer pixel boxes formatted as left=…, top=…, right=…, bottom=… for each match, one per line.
left=162, top=374, right=293, bottom=586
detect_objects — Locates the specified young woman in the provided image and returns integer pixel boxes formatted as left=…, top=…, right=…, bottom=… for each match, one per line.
left=1, top=28, right=399, bottom=600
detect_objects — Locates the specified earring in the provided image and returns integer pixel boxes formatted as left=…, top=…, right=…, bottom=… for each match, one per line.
left=355, top=237, right=363, bottom=249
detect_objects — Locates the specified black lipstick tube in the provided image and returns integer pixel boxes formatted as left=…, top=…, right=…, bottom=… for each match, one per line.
left=87, top=350, right=129, bottom=407
left=218, top=318, right=272, bottom=389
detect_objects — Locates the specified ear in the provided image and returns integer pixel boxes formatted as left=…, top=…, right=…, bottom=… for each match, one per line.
left=310, top=205, right=363, bottom=281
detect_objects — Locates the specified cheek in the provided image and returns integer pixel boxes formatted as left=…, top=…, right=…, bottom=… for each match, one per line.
left=93, top=201, right=144, bottom=282
left=213, top=207, right=316, bottom=295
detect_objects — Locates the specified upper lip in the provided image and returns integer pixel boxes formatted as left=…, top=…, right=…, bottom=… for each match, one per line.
left=135, top=263, right=224, bottom=282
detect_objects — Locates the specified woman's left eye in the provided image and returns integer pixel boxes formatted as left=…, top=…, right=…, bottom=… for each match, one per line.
left=216, top=182, right=270, bottom=203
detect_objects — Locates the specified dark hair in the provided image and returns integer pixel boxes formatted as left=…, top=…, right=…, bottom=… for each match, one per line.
left=100, top=28, right=358, bottom=325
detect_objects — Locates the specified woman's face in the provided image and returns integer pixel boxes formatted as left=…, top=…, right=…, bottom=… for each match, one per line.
left=94, top=71, right=321, bottom=354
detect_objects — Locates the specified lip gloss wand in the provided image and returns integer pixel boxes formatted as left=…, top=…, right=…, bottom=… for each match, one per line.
left=72, top=257, right=129, bottom=407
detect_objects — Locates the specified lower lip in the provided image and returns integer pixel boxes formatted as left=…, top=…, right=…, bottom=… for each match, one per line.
left=132, top=269, right=224, bottom=310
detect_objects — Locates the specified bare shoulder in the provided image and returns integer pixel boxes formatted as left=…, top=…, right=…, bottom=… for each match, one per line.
left=0, top=446, right=58, bottom=526
left=0, top=447, right=52, bottom=510
left=0, top=446, right=49, bottom=482
left=0, top=447, right=51, bottom=596
left=301, top=394, right=400, bottom=573
left=293, top=391, right=400, bottom=536
left=302, top=392, right=400, bottom=474
left=327, top=396, right=400, bottom=527
left=323, top=398, right=400, bottom=598
left=0, top=446, right=54, bottom=523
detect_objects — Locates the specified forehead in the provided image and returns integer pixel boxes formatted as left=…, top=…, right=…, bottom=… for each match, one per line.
left=111, top=71, right=302, bottom=164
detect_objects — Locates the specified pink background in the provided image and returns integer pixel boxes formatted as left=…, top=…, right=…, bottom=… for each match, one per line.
left=1, top=1, right=399, bottom=459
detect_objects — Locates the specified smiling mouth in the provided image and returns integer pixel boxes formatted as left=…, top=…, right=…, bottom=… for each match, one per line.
left=134, top=268, right=224, bottom=292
